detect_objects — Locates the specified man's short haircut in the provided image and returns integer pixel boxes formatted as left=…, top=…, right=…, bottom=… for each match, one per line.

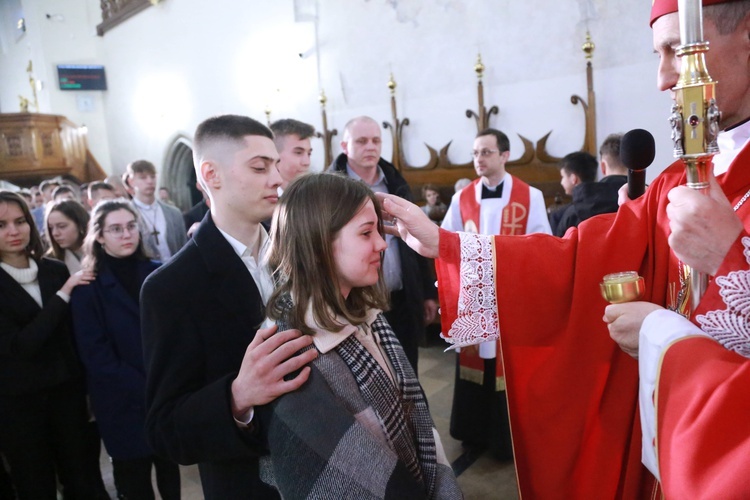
left=193, top=114, right=273, bottom=163
left=39, top=179, right=61, bottom=194
left=88, top=181, right=115, bottom=199
left=341, top=116, right=378, bottom=142
left=705, top=0, right=750, bottom=34
left=559, top=151, right=598, bottom=183
left=52, top=184, right=77, bottom=200
left=599, top=133, right=626, bottom=171
left=126, top=160, right=157, bottom=177
left=476, top=128, right=510, bottom=153
left=599, top=133, right=622, bottom=160
left=270, top=119, right=316, bottom=146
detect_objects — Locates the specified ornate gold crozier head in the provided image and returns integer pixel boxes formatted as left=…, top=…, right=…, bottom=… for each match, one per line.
left=600, top=271, right=645, bottom=304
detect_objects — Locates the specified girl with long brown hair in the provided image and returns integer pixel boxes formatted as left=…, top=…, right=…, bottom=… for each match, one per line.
left=263, top=174, right=460, bottom=499
left=0, top=190, right=107, bottom=499
left=71, top=200, right=181, bottom=499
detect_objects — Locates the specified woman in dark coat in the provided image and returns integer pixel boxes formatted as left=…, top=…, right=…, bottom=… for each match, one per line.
left=0, top=190, right=108, bottom=499
left=71, top=200, right=180, bottom=500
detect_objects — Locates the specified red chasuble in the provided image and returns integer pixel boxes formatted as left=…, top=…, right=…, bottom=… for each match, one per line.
left=435, top=142, right=750, bottom=498
left=656, top=336, right=750, bottom=498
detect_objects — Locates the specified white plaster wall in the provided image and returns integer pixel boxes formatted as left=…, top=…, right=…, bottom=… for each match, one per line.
left=1, top=0, right=679, bottom=182
left=0, top=0, right=113, bottom=172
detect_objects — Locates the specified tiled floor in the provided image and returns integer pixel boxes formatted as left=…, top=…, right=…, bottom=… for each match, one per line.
left=419, top=341, right=518, bottom=500
left=100, top=343, right=518, bottom=499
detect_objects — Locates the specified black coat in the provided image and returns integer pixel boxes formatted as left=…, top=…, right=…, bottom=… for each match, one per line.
left=141, top=213, right=278, bottom=499
left=183, top=199, right=209, bottom=232
left=554, top=175, right=627, bottom=237
left=0, top=258, right=82, bottom=395
left=71, top=259, right=159, bottom=460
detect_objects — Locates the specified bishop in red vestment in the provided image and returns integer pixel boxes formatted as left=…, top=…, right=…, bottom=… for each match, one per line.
left=378, top=1, right=750, bottom=496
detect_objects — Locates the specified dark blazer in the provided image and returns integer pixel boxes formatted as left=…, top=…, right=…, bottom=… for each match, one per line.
left=183, top=199, right=209, bottom=233
left=0, top=258, right=81, bottom=395
left=141, top=213, right=278, bottom=499
left=71, top=259, right=159, bottom=460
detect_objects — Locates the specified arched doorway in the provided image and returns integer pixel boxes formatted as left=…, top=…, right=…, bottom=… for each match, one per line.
left=163, top=136, right=201, bottom=212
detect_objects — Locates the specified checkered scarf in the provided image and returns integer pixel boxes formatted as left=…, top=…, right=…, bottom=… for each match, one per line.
left=336, top=314, right=438, bottom=498
left=261, top=296, right=460, bottom=499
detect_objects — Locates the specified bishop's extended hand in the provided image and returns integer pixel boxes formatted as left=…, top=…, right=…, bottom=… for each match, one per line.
left=376, top=193, right=440, bottom=259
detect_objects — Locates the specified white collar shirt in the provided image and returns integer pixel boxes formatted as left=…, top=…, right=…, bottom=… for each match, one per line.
left=217, top=226, right=274, bottom=307
left=713, top=119, right=750, bottom=175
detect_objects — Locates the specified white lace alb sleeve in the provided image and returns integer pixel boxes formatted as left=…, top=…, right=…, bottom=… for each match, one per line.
left=693, top=236, right=750, bottom=358
left=442, top=232, right=500, bottom=349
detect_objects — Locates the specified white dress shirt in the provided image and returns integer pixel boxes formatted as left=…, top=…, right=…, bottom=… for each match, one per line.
left=216, top=226, right=274, bottom=306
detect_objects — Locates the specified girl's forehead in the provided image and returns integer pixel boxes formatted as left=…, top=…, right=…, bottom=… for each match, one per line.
left=0, top=201, right=21, bottom=219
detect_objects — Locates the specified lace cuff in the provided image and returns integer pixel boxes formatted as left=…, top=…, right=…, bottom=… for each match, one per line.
left=442, top=232, right=500, bottom=349
left=695, top=235, right=750, bottom=358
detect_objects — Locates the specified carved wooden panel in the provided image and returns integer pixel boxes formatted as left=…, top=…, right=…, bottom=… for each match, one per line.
left=5, top=134, right=23, bottom=157
left=97, top=0, right=153, bottom=36
left=41, top=132, right=54, bottom=156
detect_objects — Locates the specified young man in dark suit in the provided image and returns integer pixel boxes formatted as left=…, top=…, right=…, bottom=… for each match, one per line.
left=141, top=115, right=317, bottom=499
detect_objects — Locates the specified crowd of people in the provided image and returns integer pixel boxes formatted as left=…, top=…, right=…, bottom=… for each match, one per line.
left=0, top=167, right=187, bottom=499
left=1, top=0, right=749, bottom=498
left=0, top=114, right=448, bottom=499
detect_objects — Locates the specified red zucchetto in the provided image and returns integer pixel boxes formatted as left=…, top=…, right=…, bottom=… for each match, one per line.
left=650, top=0, right=744, bottom=26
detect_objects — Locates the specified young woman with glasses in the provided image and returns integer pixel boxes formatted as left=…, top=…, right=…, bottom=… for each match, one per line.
left=71, top=200, right=181, bottom=499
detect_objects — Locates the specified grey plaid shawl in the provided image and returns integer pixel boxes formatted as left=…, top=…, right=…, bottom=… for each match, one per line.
left=260, top=310, right=461, bottom=499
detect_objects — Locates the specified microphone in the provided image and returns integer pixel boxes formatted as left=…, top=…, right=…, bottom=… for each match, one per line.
left=620, top=128, right=655, bottom=200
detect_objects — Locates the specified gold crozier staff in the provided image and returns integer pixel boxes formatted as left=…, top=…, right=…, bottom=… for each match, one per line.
left=671, top=0, right=722, bottom=314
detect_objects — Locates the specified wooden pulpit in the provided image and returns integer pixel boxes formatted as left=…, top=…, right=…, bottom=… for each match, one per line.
left=0, top=113, right=105, bottom=186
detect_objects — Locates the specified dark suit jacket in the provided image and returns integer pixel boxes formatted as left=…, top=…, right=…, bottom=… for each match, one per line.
left=0, top=258, right=82, bottom=396
left=183, top=199, right=209, bottom=233
left=553, top=175, right=627, bottom=237
left=141, top=213, right=278, bottom=499
left=71, top=259, right=159, bottom=460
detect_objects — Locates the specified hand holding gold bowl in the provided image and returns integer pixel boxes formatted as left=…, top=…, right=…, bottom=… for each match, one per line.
left=600, top=271, right=645, bottom=304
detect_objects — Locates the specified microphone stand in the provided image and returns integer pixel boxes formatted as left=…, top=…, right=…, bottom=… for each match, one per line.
left=671, top=0, right=721, bottom=315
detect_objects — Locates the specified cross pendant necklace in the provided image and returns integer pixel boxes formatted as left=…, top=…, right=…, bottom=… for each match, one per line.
left=138, top=205, right=161, bottom=245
